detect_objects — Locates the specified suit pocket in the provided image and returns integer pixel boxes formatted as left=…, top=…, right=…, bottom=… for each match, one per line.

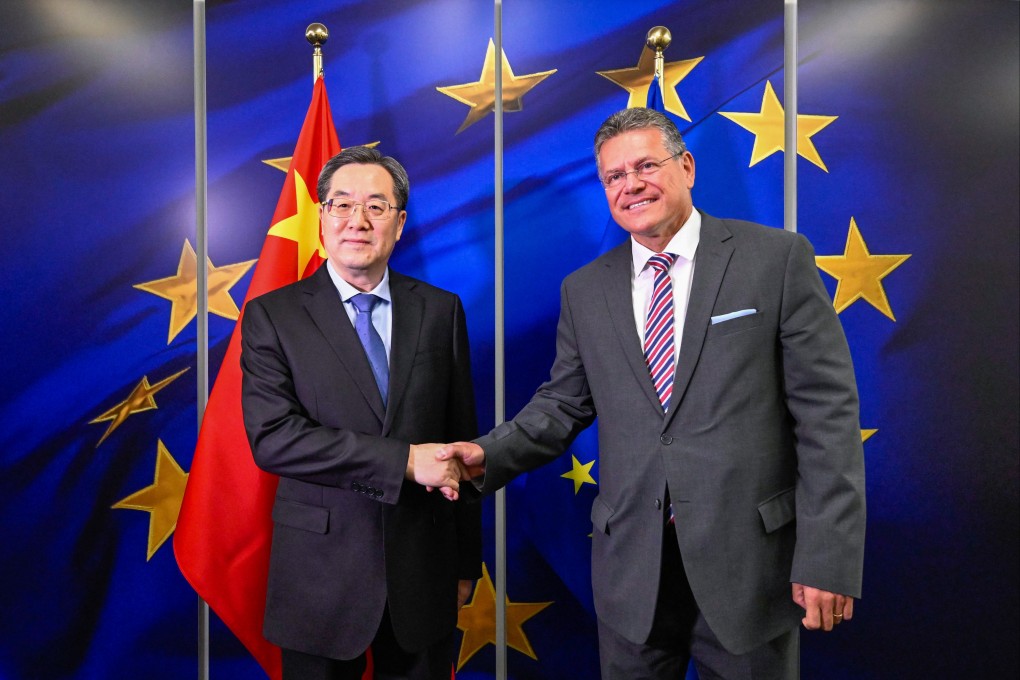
left=590, top=496, right=615, bottom=535
left=272, top=498, right=330, bottom=534
left=707, top=310, right=764, bottom=337
left=757, top=487, right=795, bottom=534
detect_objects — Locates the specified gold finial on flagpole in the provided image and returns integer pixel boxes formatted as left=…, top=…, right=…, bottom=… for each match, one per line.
left=646, top=26, right=671, bottom=82
left=306, top=23, right=329, bottom=81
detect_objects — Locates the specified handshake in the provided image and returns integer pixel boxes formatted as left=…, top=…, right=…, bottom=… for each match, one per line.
left=406, top=442, right=486, bottom=501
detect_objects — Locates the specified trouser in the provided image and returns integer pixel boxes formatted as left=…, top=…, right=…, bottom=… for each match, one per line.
left=597, top=526, right=799, bottom=680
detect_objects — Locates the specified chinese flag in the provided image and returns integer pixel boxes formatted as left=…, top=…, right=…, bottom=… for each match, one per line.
left=174, top=75, right=341, bottom=680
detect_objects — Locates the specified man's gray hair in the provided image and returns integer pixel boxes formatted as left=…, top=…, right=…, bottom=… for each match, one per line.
left=316, top=146, right=410, bottom=210
left=593, top=107, right=688, bottom=176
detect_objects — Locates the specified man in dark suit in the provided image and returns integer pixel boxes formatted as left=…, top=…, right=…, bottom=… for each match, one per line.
left=240, top=146, right=481, bottom=680
left=436, top=108, right=866, bottom=679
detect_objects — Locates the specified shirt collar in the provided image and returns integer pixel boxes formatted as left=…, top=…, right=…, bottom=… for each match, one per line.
left=326, top=260, right=392, bottom=303
left=631, top=208, right=702, bottom=275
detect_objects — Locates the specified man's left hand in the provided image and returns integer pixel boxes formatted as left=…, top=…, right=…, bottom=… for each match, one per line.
left=792, top=583, right=854, bottom=631
left=458, top=579, right=475, bottom=608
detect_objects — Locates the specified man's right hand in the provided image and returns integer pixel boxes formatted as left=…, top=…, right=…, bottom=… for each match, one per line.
left=407, top=444, right=462, bottom=500
left=436, top=442, right=486, bottom=481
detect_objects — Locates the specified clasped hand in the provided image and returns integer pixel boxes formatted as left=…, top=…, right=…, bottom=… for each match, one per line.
left=406, top=442, right=485, bottom=501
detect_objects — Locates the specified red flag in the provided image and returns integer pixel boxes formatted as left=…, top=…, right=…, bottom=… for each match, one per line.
left=174, top=76, right=340, bottom=680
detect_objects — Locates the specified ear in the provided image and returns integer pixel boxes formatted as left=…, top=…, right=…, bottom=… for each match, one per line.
left=682, top=151, right=695, bottom=189
left=395, top=210, right=407, bottom=241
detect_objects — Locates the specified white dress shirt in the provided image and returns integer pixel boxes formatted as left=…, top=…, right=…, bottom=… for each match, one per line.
left=631, top=209, right=702, bottom=364
left=326, top=260, right=393, bottom=364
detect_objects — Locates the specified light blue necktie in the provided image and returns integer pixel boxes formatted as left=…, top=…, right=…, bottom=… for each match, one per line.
left=350, top=293, right=388, bottom=404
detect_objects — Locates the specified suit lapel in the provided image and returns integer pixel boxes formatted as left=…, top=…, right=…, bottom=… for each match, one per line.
left=384, top=272, right=423, bottom=435
left=303, top=266, right=386, bottom=424
left=664, top=213, right=734, bottom=429
left=601, top=241, right=665, bottom=414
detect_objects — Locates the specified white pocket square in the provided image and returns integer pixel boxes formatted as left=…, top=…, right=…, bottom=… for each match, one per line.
left=711, top=308, right=757, bottom=324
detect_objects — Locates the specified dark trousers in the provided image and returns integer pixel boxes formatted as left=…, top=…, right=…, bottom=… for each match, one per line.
left=281, top=606, right=454, bottom=680
left=597, top=527, right=799, bottom=680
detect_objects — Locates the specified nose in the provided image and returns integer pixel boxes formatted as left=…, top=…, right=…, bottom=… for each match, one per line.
left=623, top=169, right=646, bottom=191
left=344, top=204, right=372, bottom=228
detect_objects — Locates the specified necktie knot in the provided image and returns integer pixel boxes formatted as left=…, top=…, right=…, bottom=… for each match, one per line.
left=351, top=293, right=380, bottom=315
left=648, top=252, right=677, bottom=275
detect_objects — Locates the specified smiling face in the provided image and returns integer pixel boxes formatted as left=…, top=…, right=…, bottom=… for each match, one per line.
left=319, top=163, right=407, bottom=290
left=598, top=127, right=696, bottom=252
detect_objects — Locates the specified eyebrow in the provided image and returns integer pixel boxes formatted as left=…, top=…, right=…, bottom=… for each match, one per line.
left=603, top=154, right=657, bottom=173
left=329, top=190, right=392, bottom=201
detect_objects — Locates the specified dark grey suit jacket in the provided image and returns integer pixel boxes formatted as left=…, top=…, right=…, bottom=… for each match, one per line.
left=240, top=264, right=481, bottom=660
left=477, top=212, right=865, bottom=654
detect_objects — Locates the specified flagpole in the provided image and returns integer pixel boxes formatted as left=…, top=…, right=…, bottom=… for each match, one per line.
left=647, top=26, right=670, bottom=101
left=784, top=0, right=798, bottom=232
left=493, top=1, right=508, bottom=679
left=307, top=23, right=327, bottom=81
left=192, top=2, right=210, bottom=679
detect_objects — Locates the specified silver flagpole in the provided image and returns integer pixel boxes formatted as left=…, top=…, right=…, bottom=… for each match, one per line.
left=493, top=1, right=508, bottom=679
left=192, top=1, right=210, bottom=679
left=784, top=0, right=798, bottom=232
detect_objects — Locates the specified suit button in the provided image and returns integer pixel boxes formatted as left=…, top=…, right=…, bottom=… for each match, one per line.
left=660, top=434, right=673, bottom=445
left=374, top=489, right=383, bottom=498
left=353, top=482, right=362, bottom=492
left=655, top=499, right=662, bottom=510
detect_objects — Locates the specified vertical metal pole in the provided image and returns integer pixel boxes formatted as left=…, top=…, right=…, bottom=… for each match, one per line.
left=493, top=1, right=508, bottom=679
left=784, top=0, right=798, bottom=232
left=193, top=2, right=210, bottom=679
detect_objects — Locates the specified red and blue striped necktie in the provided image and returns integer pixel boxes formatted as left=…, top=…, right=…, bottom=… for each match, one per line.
left=644, top=253, right=678, bottom=413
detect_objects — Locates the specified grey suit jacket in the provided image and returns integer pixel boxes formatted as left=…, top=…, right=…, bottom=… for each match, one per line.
left=477, top=212, right=865, bottom=654
left=240, top=264, right=481, bottom=660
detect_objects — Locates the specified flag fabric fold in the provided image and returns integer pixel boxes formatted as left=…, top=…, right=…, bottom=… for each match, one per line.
left=174, top=75, right=341, bottom=680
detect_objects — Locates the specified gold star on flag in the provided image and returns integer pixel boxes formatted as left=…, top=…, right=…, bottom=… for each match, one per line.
left=262, top=142, right=380, bottom=173
left=112, top=440, right=189, bottom=560
left=134, top=239, right=255, bottom=344
left=89, top=368, right=189, bottom=446
left=456, top=562, right=552, bottom=670
left=815, top=217, right=911, bottom=320
left=267, top=170, right=328, bottom=279
left=861, top=429, right=878, bottom=442
left=596, top=46, right=702, bottom=121
left=720, top=81, right=838, bottom=171
left=437, top=39, right=557, bottom=134
left=561, top=455, right=597, bottom=494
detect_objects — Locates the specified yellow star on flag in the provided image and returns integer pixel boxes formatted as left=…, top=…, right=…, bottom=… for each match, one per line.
left=134, top=239, right=255, bottom=344
left=112, top=440, right=189, bottom=560
left=720, top=81, right=838, bottom=171
left=861, top=429, right=878, bottom=443
left=596, top=46, right=703, bottom=121
left=267, top=170, right=328, bottom=279
left=89, top=368, right=189, bottom=446
left=561, top=454, right=597, bottom=494
left=437, top=39, right=557, bottom=134
left=456, top=562, right=552, bottom=670
left=815, top=217, right=911, bottom=320
left=262, top=142, right=380, bottom=173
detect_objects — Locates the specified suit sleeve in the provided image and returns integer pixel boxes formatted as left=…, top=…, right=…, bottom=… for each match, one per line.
left=446, top=296, right=483, bottom=579
left=240, top=298, right=409, bottom=502
left=780, top=234, right=867, bottom=598
left=475, top=279, right=597, bottom=494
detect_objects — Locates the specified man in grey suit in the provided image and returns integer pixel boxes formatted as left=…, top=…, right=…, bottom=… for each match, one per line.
left=436, top=108, right=866, bottom=679
left=241, top=147, right=480, bottom=680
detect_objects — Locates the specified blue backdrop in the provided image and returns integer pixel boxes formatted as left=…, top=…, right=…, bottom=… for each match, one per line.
left=0, top=1, right=1016, bottom=678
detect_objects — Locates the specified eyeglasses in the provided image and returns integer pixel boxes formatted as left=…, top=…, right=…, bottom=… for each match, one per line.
left=321, top=198, right=398, bottom=221
left=600, top=151, right=683, bottom=189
